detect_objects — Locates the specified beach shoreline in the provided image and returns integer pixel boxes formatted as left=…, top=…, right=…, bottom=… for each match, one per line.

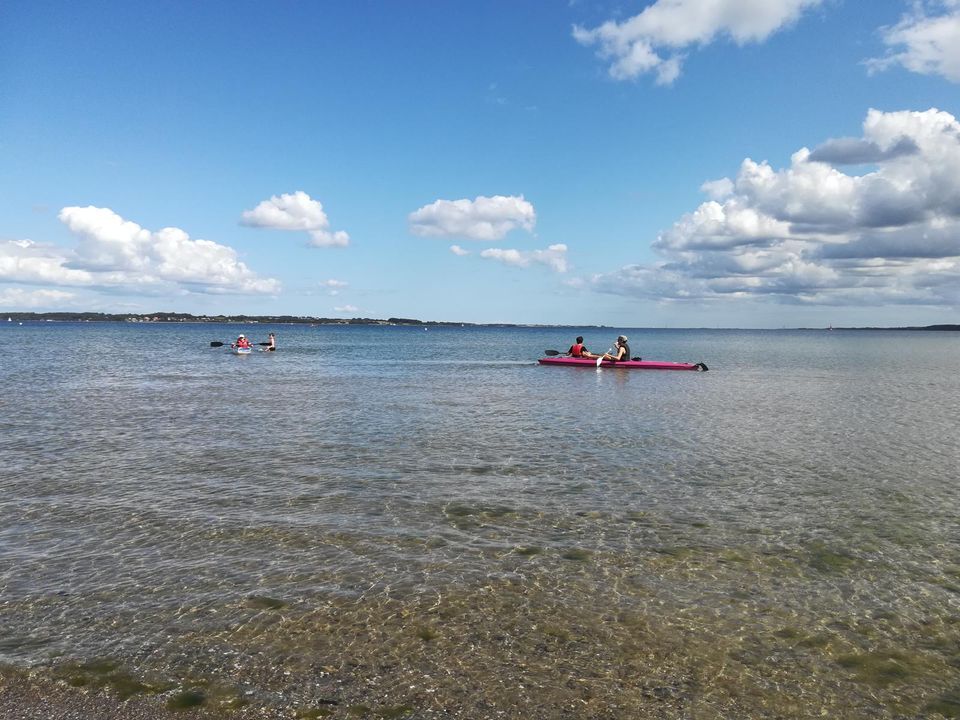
left=0, top=669, right=222, bottom=720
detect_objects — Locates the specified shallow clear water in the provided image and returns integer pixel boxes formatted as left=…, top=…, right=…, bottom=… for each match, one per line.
left=2, top=322, right=959, bottom=717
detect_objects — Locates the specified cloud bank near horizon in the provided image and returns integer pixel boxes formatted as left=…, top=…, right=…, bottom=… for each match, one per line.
left=589, top=108, right=960, bottom=309
left=0, top=286, right=75, bottom=308
left=0, top=207, right=280, bottom=303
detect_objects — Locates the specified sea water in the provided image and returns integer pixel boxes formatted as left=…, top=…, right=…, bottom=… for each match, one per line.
left=1, top=322, right=959, bottom=717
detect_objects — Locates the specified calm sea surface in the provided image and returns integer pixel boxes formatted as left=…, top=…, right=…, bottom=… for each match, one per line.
left=2, top=322, right=960, bottom=717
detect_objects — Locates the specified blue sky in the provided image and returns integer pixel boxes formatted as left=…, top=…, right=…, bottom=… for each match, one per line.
left=2, top=0, right=959, bottom=327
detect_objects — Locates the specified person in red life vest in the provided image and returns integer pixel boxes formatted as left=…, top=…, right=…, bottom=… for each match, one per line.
left=567, top=336, right=600, bottom=359
left=232, top=334, right=251, bottom=349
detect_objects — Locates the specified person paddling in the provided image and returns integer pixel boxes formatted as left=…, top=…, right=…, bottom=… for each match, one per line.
left=601, top=335, right=631, bottom=363
left=264, top=333, right=276, bottom=351
left=232, top=334, right=251, bottom=349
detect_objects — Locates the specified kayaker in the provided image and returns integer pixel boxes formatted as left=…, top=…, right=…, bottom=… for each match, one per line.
left=265, top=333, right=276, bottom=351
left=233, top=334, right=251, bottom=349
left=568, top=336, right=599, bottom=359
left=602, top=335, right=631, bottom=362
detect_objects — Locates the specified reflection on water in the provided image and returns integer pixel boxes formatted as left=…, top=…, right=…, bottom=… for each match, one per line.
left=1, top=323, right=959, bottom=717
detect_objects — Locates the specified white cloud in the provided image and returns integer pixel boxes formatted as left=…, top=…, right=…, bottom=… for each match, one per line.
left=654, top=198, right=792, bottom=251
left=869, top=2, right=960, bottom=82
left=701, top=177, right=735, bottom=200
left=0, top=208, right=280, bottom=298
left=0, top=287, right=75, bottom=308
left=450, top=244, right=470, bottom=256
left=590, top=108, right=960, bottom=308
left=334, top=304, right=358, bottom=313
left=480, top=243, right=569, bottom=273
left=59, top=206, right=280, bottom=294
left=319, top=278, right=348, bottom=296
left=409, top=195, right=536, bottom=241
left=241, top=191, right=350, bottom=247
left=574, top=0, right=824, bottom=84
left=59, top=206, right=152, bottom=272
left=0, top=239, right=94, bottom=285
left=241, top=190, right=328, bottom=230
left=308, top=229, right=350, bottom=248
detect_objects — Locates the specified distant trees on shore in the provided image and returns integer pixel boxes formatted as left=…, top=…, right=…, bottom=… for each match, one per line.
left=3, top=312, right=455, bottom=326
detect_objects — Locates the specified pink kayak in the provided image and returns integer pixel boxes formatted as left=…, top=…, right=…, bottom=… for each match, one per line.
left=539, top=356, right=708, bottom=371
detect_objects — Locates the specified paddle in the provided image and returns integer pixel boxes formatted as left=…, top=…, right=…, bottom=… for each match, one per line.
left=545, top=348, right=609, bottom=362
left=597, top=348, right=612, bottom=367
left=210, top=341, right=271, bottom=347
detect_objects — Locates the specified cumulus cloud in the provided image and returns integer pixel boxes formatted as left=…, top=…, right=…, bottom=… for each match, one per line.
left=590, top=108, right=960, bottom=308
left=60, top=206, right=280, bottom=294
left=409, top=195, right=536, bottom=241
left=816, top=223, right=960, bottom=260
left=450, top=244, right=470, bottom=256
left=480, top=243, right=569, bottom=273
left=868, top=1, right=960, bottom=82
left=0, top=239, right=95, bottom=286
left=808, top=136, right=920, bottom=165
left=0, top=208, right=280, bottom=299
left=573, top=0, right=824, bottom=84
left=655, top=198, right=792, bottom=251
left=334, top=304, right=358, bottom=313
left=241, top=191, right=350, bottom=247
left=701, top=177, right=735, bottom=200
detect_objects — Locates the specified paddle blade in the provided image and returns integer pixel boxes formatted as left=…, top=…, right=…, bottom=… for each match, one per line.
left=543, top=349, right=561, bottom=356
left=596, top=356, right=604, bottom=367
left=210, top=341, right=225, bottom=347
left=257, top=342, right=271, bottom=346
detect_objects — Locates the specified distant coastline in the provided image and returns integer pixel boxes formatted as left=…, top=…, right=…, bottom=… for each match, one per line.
left=0, top=311, right=527, bottom=327
left=1, top=312, right=958, bottom=331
